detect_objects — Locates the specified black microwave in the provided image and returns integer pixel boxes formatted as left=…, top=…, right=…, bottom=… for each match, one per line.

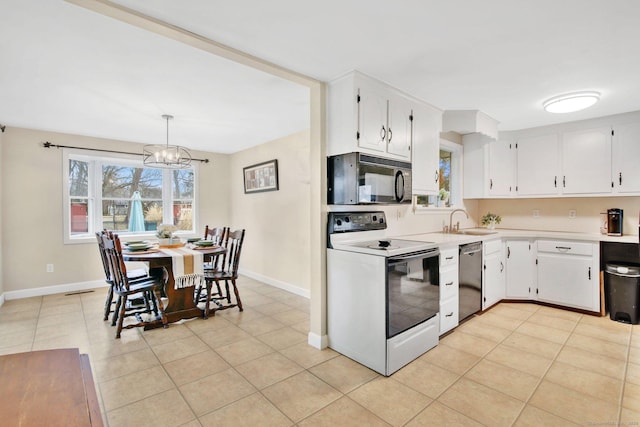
left=327, top=152, right=412, bottom=204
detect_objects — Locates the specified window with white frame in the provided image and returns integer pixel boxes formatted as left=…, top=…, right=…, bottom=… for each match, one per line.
left=64, top=150, right=197, bottom=243
left=415, top=139, right=462, bottom=209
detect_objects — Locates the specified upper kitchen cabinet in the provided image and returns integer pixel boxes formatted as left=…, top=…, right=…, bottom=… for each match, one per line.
left=412, top=102, right=442, bottom=195
left=612, top=122, right=640, bottom=193
left=328, top=71, right=415, bottom=160
left=515, top=127, right=612, bottom=197
left=515, top=133, right=561, bottom=196
left=463, top=133, right=515, bottom=199
left=561, top=127, right=612, bottom=195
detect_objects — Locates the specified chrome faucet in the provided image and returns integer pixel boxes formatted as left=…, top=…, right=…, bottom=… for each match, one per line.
left=449, top=209, right=469, bottom=233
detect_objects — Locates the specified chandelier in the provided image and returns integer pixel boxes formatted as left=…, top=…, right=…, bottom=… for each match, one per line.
left=143, top=114, right=192, bottom=169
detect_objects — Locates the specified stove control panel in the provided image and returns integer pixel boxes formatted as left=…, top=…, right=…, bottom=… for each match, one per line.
left=328, top=211, right=386, bottom=234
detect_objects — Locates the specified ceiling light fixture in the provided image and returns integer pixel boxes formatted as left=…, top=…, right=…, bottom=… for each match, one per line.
left=143, top=115, right=192, bottom=169
left=543, top=91, right=600, bottom=114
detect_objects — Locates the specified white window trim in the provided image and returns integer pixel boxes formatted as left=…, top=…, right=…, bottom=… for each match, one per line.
left=63, top=148, right=199, bottom=244
left=414, top=139, right=463, bottom=213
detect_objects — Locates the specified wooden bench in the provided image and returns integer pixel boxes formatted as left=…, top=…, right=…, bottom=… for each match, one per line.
left=0, top=348, right=103, bottom=426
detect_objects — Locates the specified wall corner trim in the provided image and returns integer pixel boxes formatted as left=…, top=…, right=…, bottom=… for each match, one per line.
left=308, top=332, right=328, bottom=349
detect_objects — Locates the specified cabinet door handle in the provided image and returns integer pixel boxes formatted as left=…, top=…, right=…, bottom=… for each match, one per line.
left=446, top=312, right=454, bottom=317
left=554, top=176, right=557, bottom=187
left=380, top=126, right=387, bottom=141
left=445, top=281, right=454, bottom=286
left=507, top=247, right=511, bottom=259
left=563, top=176, right=566, bottom=187
left=388, top=127, right=393, bottom=142
left=435, top=171, right=439, bottom=183
left=490, top=179, right=493, bottom=189
left=500, top=262, right=504, bottom=272
left=588, top=267, right=591, bottom=280
left=555, top=246, right=571, bottom=251
left=445, top=256, right=454, bottom=260
left=619, top=172, right=622, bottom=185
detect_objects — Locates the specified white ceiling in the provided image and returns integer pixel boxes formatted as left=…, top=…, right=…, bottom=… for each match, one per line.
left=2, top=0, right=640, bottom=153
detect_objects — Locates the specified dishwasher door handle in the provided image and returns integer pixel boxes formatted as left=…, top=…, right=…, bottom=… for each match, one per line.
left=461, top=250, right=482, bottom=256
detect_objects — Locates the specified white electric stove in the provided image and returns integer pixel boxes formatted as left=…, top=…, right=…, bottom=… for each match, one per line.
left=327, top=211, right=440, bottom=376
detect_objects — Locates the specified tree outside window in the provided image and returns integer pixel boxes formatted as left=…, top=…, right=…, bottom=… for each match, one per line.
left=67, top=155, right=196, bottom=238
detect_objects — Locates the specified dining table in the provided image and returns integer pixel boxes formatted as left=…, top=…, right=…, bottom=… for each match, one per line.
left=123, top=244, right=226, bottom=328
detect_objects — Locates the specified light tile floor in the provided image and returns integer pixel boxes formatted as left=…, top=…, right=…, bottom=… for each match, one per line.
left=1, top=276, right=639, bottom=426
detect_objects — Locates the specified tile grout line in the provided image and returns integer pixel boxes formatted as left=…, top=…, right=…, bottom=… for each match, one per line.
left=616, top=325, right=634, bottom=426
left=406, top=305, right=539, bottom=426
left=508, top=308, right=584, bottom=427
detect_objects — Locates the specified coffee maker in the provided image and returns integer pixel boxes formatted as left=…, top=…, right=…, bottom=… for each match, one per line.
left=607, top=208, right=623, bottom=236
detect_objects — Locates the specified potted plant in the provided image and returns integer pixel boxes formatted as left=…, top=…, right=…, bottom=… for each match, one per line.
left=156, top=224, right=178, bottom=245
left=481, top=212, right=502, bottom=229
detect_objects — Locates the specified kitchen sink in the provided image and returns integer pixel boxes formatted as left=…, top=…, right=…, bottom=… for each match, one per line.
left=441, top=229, right=498, bottom=235
left=457, top=229, right=498, bottom=235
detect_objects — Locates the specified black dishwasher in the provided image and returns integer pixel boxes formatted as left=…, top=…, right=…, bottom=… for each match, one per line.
left=459, top=242, right=483, bottom=321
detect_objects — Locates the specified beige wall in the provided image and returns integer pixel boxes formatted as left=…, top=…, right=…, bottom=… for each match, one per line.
left=1, top=126, right=230, bottom=293
left=230, top=130, right=311, bottom=294
left=479, top=197, right=640, bottom=236
left=0, top=127, right=4, bottom=299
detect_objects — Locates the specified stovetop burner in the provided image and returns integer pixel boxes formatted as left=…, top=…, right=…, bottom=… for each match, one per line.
left=368, top=240, right=399, bottom=250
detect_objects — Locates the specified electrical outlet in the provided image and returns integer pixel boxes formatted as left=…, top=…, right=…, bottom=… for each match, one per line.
left=569, top=209, right=577, bottom=219
left=46, top=264, right=54, bottom=273
left=532, top=209, right=540, bottom=217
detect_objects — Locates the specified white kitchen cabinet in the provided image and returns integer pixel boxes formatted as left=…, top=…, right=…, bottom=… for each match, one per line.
left=463, top=134, right=515, bottom=199
left=482, top=240, right=505, bottom=310
left=439, top=247, right=459, bottom=335
left=505, top=239, right=536, bottom=299
left=488, top=138, right=516, bottom=197
left=515, top=133, right=561, bottom=196
left=327, top=71, right=414, bottom=160
left=536, top=240, right=600, bottom=312
left=386, top=94, right=413, bottom=158
left=561, top=127, right=612, bottom=194
left=613, top=122, right=640, bottom=193
left=412, top=102, right=442, bottom=195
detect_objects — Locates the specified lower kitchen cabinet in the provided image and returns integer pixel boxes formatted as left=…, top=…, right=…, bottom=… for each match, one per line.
left=439, top=247, right=459, bottom=335
left=537, top=240, right=600, bottom=312
left=505, top=239, right=537, bottom=299
left=483, top=240, right=505, bottom=310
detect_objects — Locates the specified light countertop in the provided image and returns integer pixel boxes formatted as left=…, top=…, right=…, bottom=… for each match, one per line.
left=396, top=228, right=639, bottom=249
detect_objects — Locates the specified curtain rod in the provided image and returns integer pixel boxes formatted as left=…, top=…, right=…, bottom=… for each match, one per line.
left=42, top=141, right=210, bottom=163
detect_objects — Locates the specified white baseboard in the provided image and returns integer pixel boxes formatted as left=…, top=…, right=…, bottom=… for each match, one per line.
left=308, top=332, right=328, bottom=349
left=3, top=280, right=106, bottom=301
left=238, top=268, right=310, bottom=299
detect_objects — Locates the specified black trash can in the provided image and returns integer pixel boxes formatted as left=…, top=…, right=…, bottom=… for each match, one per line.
left=605, top=263, right=640, bottom=324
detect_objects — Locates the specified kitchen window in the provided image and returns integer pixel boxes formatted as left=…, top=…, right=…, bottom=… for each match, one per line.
left=63, top=149, right=197, bottom=244
left=415, top=140, right=462, bottom=209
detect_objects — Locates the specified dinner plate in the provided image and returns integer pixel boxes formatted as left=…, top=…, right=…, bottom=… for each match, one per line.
left=126, top=243, right=152, bottom=251
left=195, top=240, right=214, bottom=247
left=124, top=240, right=147, bottom=246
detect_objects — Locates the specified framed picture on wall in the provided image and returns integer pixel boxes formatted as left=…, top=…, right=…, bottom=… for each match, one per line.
left=243, top=159, right=279, bottom=193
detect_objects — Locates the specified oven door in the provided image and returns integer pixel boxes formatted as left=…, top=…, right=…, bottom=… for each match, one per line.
left=386, top=250, right=440, bottom=338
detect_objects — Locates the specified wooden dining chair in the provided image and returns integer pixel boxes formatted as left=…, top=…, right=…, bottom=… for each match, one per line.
left=203, top=225, right=229, bottom=269
left=200, top=229, right=246, bottom=318
left=194, top=226, right=229, bottom=302
left=101, top=231, right=168, bottom=338
left=95, top=231, right=148, bottom=322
